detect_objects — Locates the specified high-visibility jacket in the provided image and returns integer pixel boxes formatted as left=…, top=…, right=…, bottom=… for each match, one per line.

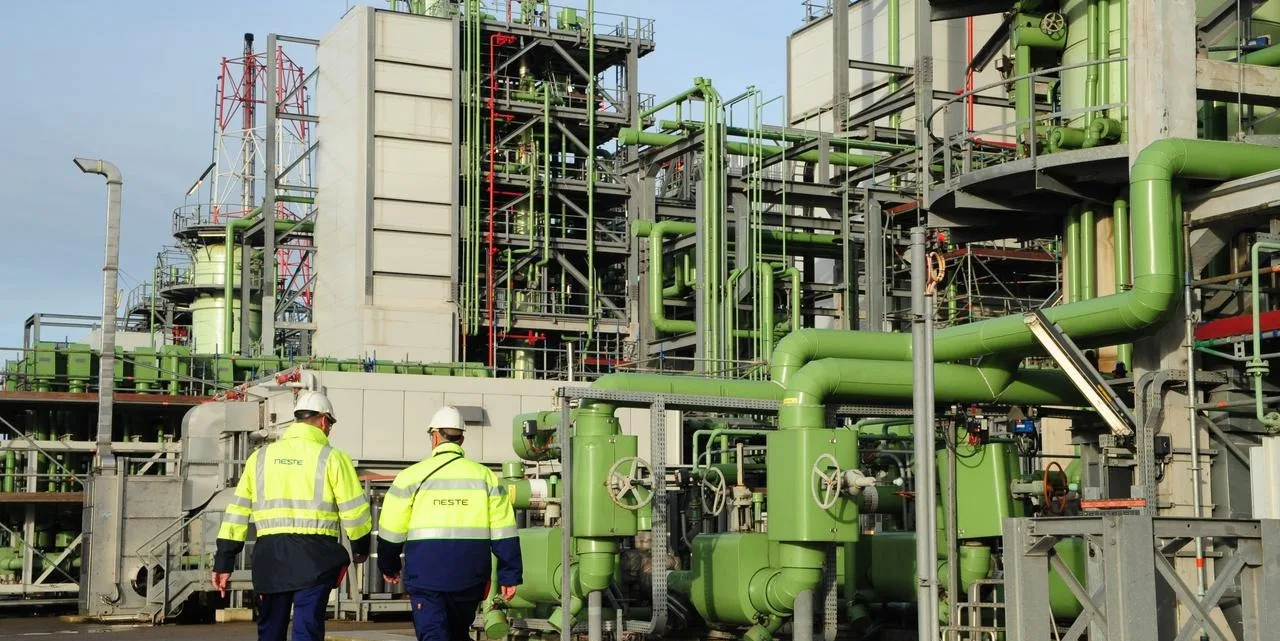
left=214, top=422, right=373, bottom=593
left=377, top=443, right=523, bottom=592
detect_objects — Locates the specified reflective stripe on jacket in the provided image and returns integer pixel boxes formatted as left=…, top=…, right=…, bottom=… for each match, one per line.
left=217, top=422, right=373, bottom=541
left=377, top=443, right=523, bottom=592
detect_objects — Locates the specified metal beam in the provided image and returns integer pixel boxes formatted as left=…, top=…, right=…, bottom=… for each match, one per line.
left=929, top=0, right=1008, bottom=20
left=552, top=254, right=627, bottom=320
left=970, top=13, right=1014, bottom=73
left=1197, top=0, right=1268, bottom=48
left=1196, top=57, right=1280, bottom=108
left=848, top=59, right=914, bottom=77
left=1184, top=167, right=1280, bottom=227
left=847, top=83, right=915, bottom=131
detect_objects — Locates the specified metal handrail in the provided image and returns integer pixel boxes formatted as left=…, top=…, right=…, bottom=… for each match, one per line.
left=927, top=55, right=1131, bottom=140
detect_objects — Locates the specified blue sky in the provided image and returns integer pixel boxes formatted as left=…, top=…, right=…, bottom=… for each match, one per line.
left=0, top=0, right=798, bottom=352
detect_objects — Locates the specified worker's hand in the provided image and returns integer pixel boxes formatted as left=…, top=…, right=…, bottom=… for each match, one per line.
left=351, top=552, right=368, bottom=565
left=501, top=585, right=518, bottom=601
left=211, top=571, right=231, bottom=598
left=383, top=572, right=400, bottom=584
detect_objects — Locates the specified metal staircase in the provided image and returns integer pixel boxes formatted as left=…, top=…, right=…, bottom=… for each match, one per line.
left=136, top=509, right=251, bottom=622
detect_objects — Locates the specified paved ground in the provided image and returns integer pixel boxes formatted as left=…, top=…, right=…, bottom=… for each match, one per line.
left=0, top=617, right=415, bottom=641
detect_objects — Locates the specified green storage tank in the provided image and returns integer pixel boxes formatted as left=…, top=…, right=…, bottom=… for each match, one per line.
left=190, top=296, right=261, bottom=355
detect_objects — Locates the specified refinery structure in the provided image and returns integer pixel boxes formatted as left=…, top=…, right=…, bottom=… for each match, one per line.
left=5, top=0, right=1280, bottom=639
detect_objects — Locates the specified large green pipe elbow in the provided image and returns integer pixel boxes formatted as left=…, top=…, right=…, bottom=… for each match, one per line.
left=780, top=357, right=1081, bottom=429
left=770, top=329, right=911, bottom=386
left=643, top=220, right=697, bottom=335
left=772, top=140, right=1280, bottom=385
left=747, top=543, right=825, bottom=617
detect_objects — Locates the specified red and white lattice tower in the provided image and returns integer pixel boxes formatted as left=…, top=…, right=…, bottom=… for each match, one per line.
left=205, top=33, right=316, bottom=314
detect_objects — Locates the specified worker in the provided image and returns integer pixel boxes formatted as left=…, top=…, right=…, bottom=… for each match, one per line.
left=212, top=390, right=373, bottom=641
left=378, top=406, right=523, bottom=641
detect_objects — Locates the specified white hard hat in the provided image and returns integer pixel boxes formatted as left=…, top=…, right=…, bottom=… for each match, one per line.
left=428, top=405, right=465, bottom=431
left=295, top=390, right=337, bottom=423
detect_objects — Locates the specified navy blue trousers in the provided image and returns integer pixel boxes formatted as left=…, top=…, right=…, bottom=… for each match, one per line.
left=409, top=583, right=487, bottom=641
left=256, top=583, right=330, bottom=641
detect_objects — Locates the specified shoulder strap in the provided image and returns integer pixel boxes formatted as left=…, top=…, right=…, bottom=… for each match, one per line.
left=413, top=454, right=465, bottom=495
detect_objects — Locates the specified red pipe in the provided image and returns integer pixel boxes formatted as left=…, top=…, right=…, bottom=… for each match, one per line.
left=486, top=33, right=518, bottom=368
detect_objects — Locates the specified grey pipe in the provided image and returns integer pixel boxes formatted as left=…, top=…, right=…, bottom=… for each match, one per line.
left=74, top=157, right=122, bottom=471
left=1184, top=225, right=1208, bottom=602
left=559, top=398, right=572, bottom=641
left=792, top=588, right=814, bottom=641
left=588, top=590, right=603, bottom=641
left=910, top=226, right=938, bottom=640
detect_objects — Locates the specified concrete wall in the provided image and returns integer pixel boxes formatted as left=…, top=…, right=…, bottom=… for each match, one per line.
left=260, top=372, right=679, bottom=468
left=787, top=1, right=1010, bottom=144
left=314, top=7, right=459, bottom=362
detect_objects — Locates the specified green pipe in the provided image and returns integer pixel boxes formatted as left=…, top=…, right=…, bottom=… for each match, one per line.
left=222, top=207, right=261, bottom=354
left=725, top=266, right=746, bottom=362
left=700, top=77, right=725, bottom=372
left=888, top=0, right=900, bottom=131
left=1085, top=0, right=1099, bottom=127
left=658, top=122, right=912, bottom=153
left=640, top=85, right=705, bottom=123
left=586, top=0, right=597, bottom=338
left=691, top=427, right=771, bottom=471
left=1080, top=207, right=1096, bottom=300
left=727, top=266, right=747, bottom=363
left=634, top=220, right=839, bottom=248
left=1118, top=0, right=1127, bottom=137
left=149, top=263, right=157, bottom=349
left=779, top=357, right=1080, bottom=430
left=222, top=211, right=315, bottom=354
left=1248, top=239, right=1280, bottom=431
left=514, top=374, right=783, bottom=460
left=618, top=128, right=881, bottom=167
left=745, top=543, right=825, bottom=618
left=542, top=85, right=558, bottom=269
left=756, top=262, right=776, bottom=357
left=468, top=3, right=483, bottom=335
left=1066, top=206, right=1081, bottom=303
left=769, top=140, right=1280, bottom=386
left=1114, top=197, right=1132, bottom=368
left=1240, top=42, right=1280, bottom=66
left=1098, top=0, right=1110, bottom=121
left=782, top=266, right=802, bottom=333
left=1014, top=45, right=1033, bottom=154
left=1050, top=127, right=1088, bottom=152
left=2, top=451, right=13, bottom=493
left=645, top=220, right=696, bottom=334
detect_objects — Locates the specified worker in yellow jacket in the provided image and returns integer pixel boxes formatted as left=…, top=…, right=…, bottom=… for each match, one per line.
left=378, top=406, right=523, bottom=641
left=213, top=390, right=372, bottom=641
